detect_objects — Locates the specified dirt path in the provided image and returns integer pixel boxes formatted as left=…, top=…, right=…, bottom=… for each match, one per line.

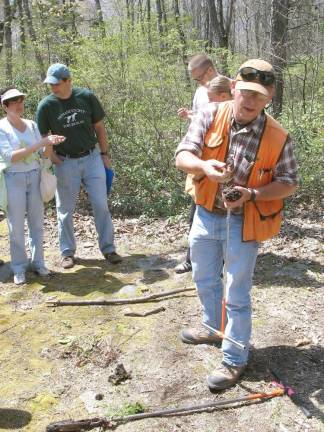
left=0, top=210, right=323, bottom=432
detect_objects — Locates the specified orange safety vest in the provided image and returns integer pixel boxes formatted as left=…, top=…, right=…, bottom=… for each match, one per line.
left=194, top=101, right=288, bottom=242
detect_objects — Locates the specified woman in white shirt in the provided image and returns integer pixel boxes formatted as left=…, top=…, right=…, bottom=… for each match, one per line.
left=0, top=87, right=65, bottom=285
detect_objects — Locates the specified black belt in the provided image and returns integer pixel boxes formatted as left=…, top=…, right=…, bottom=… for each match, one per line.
left=57, top=147, right=95, bottom=159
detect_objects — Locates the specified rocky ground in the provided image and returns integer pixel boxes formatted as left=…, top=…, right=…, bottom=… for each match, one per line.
left=0, top=205, right=323, bottom=432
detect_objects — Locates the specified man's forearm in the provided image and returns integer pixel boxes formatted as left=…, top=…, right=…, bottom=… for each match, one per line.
left=94, top=121, right=108, bottom=153
left=175, top=151, right=206, bottom=176
left=254, top=181, right=297, bottom=201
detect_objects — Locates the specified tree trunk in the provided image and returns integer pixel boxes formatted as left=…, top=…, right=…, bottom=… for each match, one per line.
left=23, top=0, right=46, bottom=80
left=156, top=0, right=164, bottom=49
left=94, top=0, right=105, bottom=37
left=270, top=0, right=289, bottom=118
left=0, top=21, right=4, bottom=57
left=146, top=0, right=152, bottom=47
left=4, top=0, right=13, bottom=83
left=17, top=0, right=27, bottom=66
left=206, top=0, right=234, bottom=74
left=173, top=0, right=190, bottom=84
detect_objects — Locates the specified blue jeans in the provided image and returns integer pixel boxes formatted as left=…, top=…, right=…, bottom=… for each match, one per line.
left=54, top=149, right=115, bottom=257
left=189, top=205, right=259, bottom=366
left=5, top=169, right=45, bottom=274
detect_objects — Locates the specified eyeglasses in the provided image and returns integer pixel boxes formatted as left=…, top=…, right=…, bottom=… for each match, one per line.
left=239, top=67, right=275, bottom=86
left=7, top=96, right=25, bottom=104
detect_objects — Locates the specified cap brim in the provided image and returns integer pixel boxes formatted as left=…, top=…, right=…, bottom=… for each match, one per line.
left=235, top=80, right=270, bottom=97
left=1, top=90, right=26, bottom=103
left=43, top=76, right=60, bottom=84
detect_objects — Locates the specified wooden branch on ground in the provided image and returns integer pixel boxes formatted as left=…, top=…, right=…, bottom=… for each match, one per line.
left=46, top=388, right=285, bottom=431
left=124, top=306, right=165, bottom=317
left=46, top=287, right=195, bottom=307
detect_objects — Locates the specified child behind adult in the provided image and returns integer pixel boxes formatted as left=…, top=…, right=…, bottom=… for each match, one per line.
left=207, top=75, right=233, bottom=103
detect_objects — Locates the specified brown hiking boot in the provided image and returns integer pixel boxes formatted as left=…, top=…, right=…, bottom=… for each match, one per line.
left=61, top=256, right=74, bottom=269
left=180, top=327, right=222, bottom=345
left=104, top=252, right=122, bottom=264
left=207, top=361, right=246, bottom=391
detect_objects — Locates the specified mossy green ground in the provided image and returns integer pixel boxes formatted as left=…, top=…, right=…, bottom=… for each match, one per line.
left=0, top=215, right=323, bottom=432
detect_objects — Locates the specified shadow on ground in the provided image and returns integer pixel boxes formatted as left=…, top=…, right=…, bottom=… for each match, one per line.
left=0, top=408, right=32, bottom=429
left=254, top=252, right=323, bottom=289
left=240, top=344, right=324, bottom=422
left=37, top=253, right=178, bottom=295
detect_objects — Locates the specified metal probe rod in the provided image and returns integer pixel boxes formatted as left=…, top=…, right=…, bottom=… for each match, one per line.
left=203, top=323, right=246, bottom=350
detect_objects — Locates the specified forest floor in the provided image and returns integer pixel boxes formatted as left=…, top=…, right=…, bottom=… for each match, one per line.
left=0, top=205, right=323, bottom=432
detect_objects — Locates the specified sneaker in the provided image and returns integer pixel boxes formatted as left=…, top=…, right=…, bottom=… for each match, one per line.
left=175, top=261, right=192, bottom=274
left=33, top=267, right=52, bottom=277
left=14, top=272, right=26, bottom=285
left=104, top=252, right=122, bottom=264
left=207, top=361, right=246, bottom=391
left=61, top=256, right=74, bottom=269
left=180, top=327, right=222, bottom=345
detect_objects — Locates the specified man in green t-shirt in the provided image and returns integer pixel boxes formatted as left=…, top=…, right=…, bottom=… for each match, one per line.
left=36, top=63, right=122, bottom=269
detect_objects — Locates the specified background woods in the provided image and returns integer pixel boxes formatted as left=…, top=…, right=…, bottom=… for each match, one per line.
left=0, top=0, right=323, bottom=216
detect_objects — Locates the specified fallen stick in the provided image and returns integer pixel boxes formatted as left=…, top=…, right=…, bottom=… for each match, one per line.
left=46, top=388, right=284, bottom=431
left=124, top=306, right=166, bottom=317
left=46, top=287, right=195, bottom=307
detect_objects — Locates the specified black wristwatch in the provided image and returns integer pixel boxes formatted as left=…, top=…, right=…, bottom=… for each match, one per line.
left=100, top=151, right=108, bottom=156
left=248, top=188, right=256, bottom=202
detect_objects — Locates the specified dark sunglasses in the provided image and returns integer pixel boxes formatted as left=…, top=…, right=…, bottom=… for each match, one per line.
left=239, top=67, right=275, bottom=86
left=7, top=96, right=25, bottom=103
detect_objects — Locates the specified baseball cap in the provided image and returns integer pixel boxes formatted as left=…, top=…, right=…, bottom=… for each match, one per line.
left=235, top=59, right=275, bottom=97
left=43, top=63, right=71, bottom=84
left=1, top=89, right=26, bottom=104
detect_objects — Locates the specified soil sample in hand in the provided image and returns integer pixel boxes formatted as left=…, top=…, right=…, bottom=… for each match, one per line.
left=221, top=156, right=242, bottom=202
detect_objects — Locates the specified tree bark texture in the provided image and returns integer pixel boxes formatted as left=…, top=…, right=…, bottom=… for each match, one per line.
left=23, top=0, right=46, bottom=80
left=270, top=0, right=289, bottom=118
left=4, top=0, right=13, bottom=82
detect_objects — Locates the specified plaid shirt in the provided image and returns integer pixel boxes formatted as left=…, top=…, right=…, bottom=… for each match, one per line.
left=176, top=102, right=298, bottom=210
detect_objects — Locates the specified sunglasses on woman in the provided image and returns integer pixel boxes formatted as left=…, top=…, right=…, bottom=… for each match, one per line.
left=239, top=67, right=275, bottom=86
left=7, top=96, right=25, bottom=103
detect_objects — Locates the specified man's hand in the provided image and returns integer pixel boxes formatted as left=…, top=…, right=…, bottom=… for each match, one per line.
left=177, top=107, right=193, bottom=121
left=42, top=135, right=66, bottom=146
left=223, top=186, right=251, bottom=209
left=101, top=154, right=110, bottom=169
left=51, top=152, right=64, bottom=165
left=203, top=160, right=233, bottom=184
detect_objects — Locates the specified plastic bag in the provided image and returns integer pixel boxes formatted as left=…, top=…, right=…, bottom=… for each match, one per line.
left=40, top=159, right=57, bottom=203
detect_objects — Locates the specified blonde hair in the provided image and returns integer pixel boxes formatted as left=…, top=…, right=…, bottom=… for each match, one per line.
left=188, top=54, right=215, bottom=72
left=208, top=76, right=232, bottom=95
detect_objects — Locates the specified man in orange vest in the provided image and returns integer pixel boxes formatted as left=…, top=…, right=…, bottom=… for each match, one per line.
left=175, top=59, right=298, bottom=391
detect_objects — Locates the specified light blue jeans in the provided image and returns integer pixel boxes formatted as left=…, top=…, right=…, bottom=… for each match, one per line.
left=5, top=169, right=45, bottom=274
left=189, top=205, right=259, bottom=366
left=54, top=149, right=115, bottom=257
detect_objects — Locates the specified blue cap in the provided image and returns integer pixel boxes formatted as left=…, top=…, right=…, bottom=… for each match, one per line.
left=43, top=63, right=71, bottom=84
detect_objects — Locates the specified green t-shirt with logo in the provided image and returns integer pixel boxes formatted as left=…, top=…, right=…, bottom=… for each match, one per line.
left=36, top=87, right=105, bottom=157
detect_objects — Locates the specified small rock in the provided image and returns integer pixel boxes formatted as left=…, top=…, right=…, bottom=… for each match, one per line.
left=118, top=285, right=137, bottom=296
left=295, top=338, right=311, bottom=347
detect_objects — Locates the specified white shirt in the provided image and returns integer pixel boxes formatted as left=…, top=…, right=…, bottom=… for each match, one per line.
left=0, top=118, right=41, bottom=172
left=192, top=85, right=209, bottom=113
